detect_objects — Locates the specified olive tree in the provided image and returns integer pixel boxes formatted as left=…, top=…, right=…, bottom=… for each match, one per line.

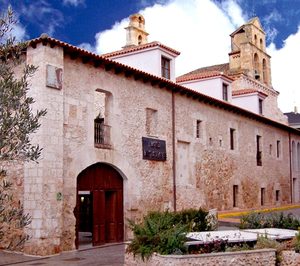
left=0, top=7, right=46, bottom=250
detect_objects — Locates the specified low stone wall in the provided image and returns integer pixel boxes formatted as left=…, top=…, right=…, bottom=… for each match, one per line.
left=125, top=249, right=276, bottom=266
left=281, top=250, right=300, bottom=266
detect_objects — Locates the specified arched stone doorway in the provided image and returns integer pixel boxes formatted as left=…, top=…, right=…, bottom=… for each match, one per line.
left=75, top=163, right=124, bottom=247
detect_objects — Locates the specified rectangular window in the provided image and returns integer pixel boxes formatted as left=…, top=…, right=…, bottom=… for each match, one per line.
left=261, top=188, right=265, bottom=206
left=161, top=57, right=170, bottom=79
left=233, top=185, right=238, bottom=207
left=146, top=108, right=157, bottom=136
left=94, top=118, right=112, bottom=149
left=276, top=140, right=281, bottom=158
left=230, top=128, right=235, bottom=150
left=222, top=83, right=228, bottom=101
left=256, top=135, right=262, bottom=166
left=196, top=120, right=202, bottom=138
left=276, top=190, right=280, bottom=201
left=259, top=99, right=263, bottom=115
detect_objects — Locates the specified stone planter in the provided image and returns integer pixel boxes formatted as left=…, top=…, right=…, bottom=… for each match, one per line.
left=125, top=248, right=276, bottom=266
left=281, top=250, right=300, bottom=266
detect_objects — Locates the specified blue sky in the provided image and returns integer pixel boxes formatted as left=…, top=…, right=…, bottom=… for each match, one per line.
left=2, top=0, right=299, bottom=49
left=1, top=0, right=300, bottom=111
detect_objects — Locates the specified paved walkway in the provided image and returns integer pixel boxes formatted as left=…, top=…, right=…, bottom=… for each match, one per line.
left=0, top=243, right=125, bottom=266
left=2, top=204, right=300, bottom=265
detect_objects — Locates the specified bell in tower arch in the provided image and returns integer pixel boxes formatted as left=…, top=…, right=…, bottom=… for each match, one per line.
left=123, top=14, right=149, bottom=48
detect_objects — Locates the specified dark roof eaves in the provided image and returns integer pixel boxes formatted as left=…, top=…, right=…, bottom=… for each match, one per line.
left=27, top=36, right=300, bottom=136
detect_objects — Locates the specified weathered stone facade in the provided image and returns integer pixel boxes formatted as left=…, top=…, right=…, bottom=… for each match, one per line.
left=4, top=18, right=300, bottom=256
left=125, top=249, right=276, bottom=266
left=125, top=249, right=300, bottom=265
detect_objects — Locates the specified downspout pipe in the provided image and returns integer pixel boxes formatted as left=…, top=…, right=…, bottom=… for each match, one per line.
left=172, top=91, right=177, bottom=211
left=289, top=131, right=293, bottom=204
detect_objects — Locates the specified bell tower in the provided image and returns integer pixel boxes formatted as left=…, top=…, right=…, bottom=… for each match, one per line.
left=229, top=17, right=271, bottom=86
left=123, top=14, right=149, bottom=48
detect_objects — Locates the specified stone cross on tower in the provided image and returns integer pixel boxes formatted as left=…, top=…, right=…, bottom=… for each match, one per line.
left=123, top=14, right=149, bottom=48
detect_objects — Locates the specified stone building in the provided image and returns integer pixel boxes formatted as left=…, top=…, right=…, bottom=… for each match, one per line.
left=5, top=14, right=300, bottom=255
left=285, top=107, right=300, bottom=130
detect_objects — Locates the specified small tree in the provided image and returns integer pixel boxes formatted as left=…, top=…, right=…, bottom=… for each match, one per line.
left=0, top=7, right=46, bottom=250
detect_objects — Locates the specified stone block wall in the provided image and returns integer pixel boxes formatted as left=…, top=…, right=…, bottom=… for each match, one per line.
left=281, top=250, right=300, bottom=266
left=174, top=93, right=292, bottom=211
left=8, top=40, right=300, bottom=255
left=23, top=44, right=64, bottom=255
left=125, top=249, right=276, bottom=266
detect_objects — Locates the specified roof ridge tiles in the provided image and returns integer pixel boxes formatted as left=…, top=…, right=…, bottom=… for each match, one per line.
left=25, top=35, right=300, bottom=135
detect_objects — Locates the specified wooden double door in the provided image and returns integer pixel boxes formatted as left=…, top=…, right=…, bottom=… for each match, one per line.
left=76, top=163, right=123, bottom=247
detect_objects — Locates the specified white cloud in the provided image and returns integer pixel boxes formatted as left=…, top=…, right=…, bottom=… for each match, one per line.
left=78, top=42, right=95, bottom=53
left=20, top=1, right=64, bottom=37
left=86, top=0, right=298, bottom=113
left=63, top=0, right=85, bottom=6
left=11, top=23, right=27, bottom=41
left=267, top=26, right=300, bottom=112
left=218, top=0, right=245, bottom=27
left=94, top=0, right=246, bottom=75
left=95, top=19, right=129, bottom=55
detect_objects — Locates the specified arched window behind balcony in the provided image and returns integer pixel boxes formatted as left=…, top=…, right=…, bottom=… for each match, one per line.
left=94, top=89, right=113, bottom=149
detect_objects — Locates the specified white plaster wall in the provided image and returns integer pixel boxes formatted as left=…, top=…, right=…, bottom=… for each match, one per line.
left=109, top=48, right=176, bottom=81
left=179, top=78, right=232, bottom=102
left=232, top=94, right=259, bottom=114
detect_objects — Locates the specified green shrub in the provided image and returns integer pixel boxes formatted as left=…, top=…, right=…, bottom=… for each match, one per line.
left=293, top=230, right=300, bottom=253
left=225, top=242, right=251, bottom=252
left=255, top=234, right=284, bottom=265
left=173, top=208, right=212, bottom=232
left=255, top=234, right=279, bottom=249
left=188, top=239, right=228, bottom=254
left=127, top=208, right=211, bottom=260
left=239, top=212, right=300, bottom=230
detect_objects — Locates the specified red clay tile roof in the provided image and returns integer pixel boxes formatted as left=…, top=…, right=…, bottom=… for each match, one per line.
left=25, top=35, right=299, bottom=135
left=102, top=41, right=180, bottom=58
left=232, top=89, right=268, bottom=97
left=176, top=70, right=233, bottom=83
left=176, top=63, right=231, bottom=82
left=232, top=89, right=258, bottom=96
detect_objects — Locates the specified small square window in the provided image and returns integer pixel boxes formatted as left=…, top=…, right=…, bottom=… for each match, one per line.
left=259, top=99, right=263, bottom=115
left=161, top=57, right=171, bottom=79
left=276, top=190, right=280, bottom=201
left=146, top=108, right=157, bottom=136
left=261, top=187, right=265, bottom=206
left=196, top=120, right=202, bottom=138
left=222, top=83, right=228, bottom=101
left=233, top=185, right=238, bottom=207
left=276, top=140, right=281, bottom=158
left=256, top=135, right=262, bottom=166
left=230, top=128, right=235, bottom=150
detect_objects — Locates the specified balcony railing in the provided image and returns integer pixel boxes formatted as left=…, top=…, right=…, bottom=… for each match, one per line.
left=94, top=122, right=112, bottom=149
left=256, top=151, right=262, bottom=166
